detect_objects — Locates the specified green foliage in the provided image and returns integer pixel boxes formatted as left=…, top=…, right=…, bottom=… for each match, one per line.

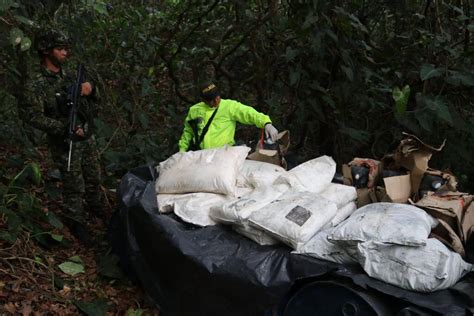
left=0, top=162, right=64, bottom=244
left=0, top=0, right=473, bottom=190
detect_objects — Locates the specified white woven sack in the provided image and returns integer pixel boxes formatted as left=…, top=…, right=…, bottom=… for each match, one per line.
left=328, top=202, right=437, bottom=246
left=320, top=183, right=357, bottom=208
left=233, top=224, right=280, bottom=246
left=279, top=155, right=336, bottom=193
left=236, top=160, right=287, bottom=188
left=294, top=227, right=358, bottom=264
left=357, top=239, right=473, bottom=292
left=156, top=145, right=250, bottom=196
left=323, top=202, right=357, bottom=229
left=248, top=191, right=338, bottom=249
left=210, top=184, right=290, bottom=225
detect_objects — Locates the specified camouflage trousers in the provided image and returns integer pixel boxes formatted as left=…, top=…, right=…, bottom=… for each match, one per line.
left=50, top=136, right=102, bottom=224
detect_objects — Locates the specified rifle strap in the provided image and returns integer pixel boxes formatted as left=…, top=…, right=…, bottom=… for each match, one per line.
left=197, top=106, right=219, bottom=147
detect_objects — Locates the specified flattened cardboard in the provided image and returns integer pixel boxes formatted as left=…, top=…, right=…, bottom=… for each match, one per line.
left=383, top=174, right=411, bottom=203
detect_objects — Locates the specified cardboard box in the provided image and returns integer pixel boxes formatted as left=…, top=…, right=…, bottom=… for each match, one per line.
left=384, top=174, right=411, bottom=203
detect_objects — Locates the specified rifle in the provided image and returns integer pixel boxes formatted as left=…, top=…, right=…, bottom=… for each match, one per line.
left=67, top=64, right=85, bottom=172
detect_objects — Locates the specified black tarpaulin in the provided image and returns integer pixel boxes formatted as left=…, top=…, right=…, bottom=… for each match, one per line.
left=109, top=165, right=474, bottom=316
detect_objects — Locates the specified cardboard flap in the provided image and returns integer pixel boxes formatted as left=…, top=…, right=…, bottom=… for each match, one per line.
left=394, top=133, right=447, bottom=194
left=401, top=132, right=446, bottom=152
left=462, top=200, right=474, bottom=244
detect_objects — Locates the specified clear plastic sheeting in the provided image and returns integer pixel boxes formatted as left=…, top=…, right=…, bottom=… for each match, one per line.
left=110, top=165, right=474, bottom=316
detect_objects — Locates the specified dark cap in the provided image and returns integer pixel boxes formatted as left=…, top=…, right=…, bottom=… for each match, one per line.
left=200, top=83, right=220, bottom=101
left=35, top=29, right=71, bottom=52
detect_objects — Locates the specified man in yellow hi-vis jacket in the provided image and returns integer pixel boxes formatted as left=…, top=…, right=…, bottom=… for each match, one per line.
left=178, top=83, right=278, bottom=152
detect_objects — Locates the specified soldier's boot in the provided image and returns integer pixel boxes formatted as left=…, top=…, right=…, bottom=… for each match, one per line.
left=85, top=189, right=107, bottom=221
left=63, top=194, right=94, bottom=247
left=68, top=219, right=94, bottom=247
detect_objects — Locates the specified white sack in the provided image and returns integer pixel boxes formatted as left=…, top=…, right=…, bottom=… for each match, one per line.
left=357, top=239, right=473, bottom=292
left=276, top=155, right=336, bottom=193
left=325, top=202, right=357, bottom=228
left=156, top=146, right=250, bottom=196
left=233, top=224, right=280, bottom=246
left=158, top=192, right=230, bottom=226
left=158, top=188, right=252, bottom=225
left=328, top=202, right=437, bottom=247
left=320, top=183, right=357, bottom=208
left=294, top=228, right=358, bottom=265
left=236, top=160, right=287, bottom=188
left=210, top=184, right=290, bottom=225
left=248, top=191, right=338, bottom=249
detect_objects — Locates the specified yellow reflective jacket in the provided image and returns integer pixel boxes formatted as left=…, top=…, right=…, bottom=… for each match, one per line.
left=178, top=99, right=271, bottom=152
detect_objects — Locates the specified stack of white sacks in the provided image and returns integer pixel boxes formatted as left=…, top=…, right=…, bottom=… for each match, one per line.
left=155, top=145, right=473, bottom=292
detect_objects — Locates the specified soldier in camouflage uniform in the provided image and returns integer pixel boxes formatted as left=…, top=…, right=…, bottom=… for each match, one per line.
left=21, top=29, right=103, bottom=244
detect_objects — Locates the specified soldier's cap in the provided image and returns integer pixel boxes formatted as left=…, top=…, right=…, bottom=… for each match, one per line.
left=200, top=83, right=220, bottom=101
left=35, top=29, right=71, bottom=52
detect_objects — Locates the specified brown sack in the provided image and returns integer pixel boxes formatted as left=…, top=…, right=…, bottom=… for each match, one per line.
left=416, top=192, right=473, bottom=244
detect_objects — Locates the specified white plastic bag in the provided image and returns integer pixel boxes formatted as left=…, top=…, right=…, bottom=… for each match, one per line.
left=248, top=191, right=338, bottom=249
left=156, top=145, right=250, bottom=196
left=233, top=224, right=280, bottom=246
left=158, top=188, right=252, bottom=225
left=294, top=227, right=358, bottom=264
left=329, top=203, right=437, bottom=246
left=158, top=192, right=231, bottom=226
left=210, top=184, right=290, bottom=225
left=277, top=156, right=336, bottom=193
left=236, top=160, right=287, bottom=188
left=320, top=183, right=357, bottom=208
left=325, top=202, right=357, bottom=228
left=357, top=239, right=473, bottom=292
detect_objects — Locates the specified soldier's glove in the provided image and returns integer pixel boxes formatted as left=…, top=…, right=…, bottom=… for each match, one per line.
left=264, top=123, right=278, bottom=143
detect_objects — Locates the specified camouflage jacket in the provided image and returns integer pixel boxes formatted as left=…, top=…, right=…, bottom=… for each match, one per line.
left=21, top=64, right=100, bottom=147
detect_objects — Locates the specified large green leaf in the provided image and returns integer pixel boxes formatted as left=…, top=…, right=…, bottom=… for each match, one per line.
left=10, top=163, right=42, bottom=187
left=445, top=71, right=474, bottom=87
left=58, top=261, right=85, bottom=276
left=9, top=28, right=23, bottom=46
left=392, top=85, right=410, bottom=114
left=20, top=36, right=31, bottom=51
left=13, top=15, right=35, bottom=26
left=47, top=211, right=64, bottom=229
left=420, top=64, right=443, bottom=81
left=74, top=299, right=109, bottom=316
left=428, top=98, right=453, bottom=125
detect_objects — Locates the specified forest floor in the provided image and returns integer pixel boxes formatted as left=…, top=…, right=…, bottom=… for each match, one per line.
left=0, top=144, right=160, bottom=315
